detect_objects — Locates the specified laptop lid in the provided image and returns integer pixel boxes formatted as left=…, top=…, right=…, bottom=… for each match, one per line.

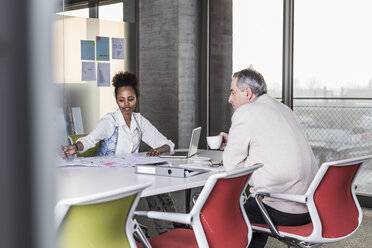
left=187, top=126, right=201, bottom=157
left=159, top=126, right=201, bottom=158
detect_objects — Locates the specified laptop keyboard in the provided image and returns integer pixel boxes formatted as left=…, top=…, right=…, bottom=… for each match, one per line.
left=172, top=151, right=188, bottom=156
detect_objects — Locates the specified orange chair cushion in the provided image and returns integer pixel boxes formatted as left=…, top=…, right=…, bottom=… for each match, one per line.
left=252, top=222, right=313, bottom=237
left=137, top=229, right=198, bottom=248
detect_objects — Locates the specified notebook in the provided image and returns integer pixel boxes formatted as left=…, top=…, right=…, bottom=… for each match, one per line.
left=160, top=126, right=201, bottom=158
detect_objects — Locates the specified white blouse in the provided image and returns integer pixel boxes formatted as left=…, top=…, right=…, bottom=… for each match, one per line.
left=77, top=109, right=175, bottom=155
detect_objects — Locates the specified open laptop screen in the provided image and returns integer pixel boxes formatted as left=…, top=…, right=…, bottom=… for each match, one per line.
left=160, top=126, right=201, bottom=158
left=187, top=126, right=201, bottom=157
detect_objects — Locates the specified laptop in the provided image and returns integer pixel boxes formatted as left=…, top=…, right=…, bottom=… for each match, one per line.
left=160, top=126, right=201, bottom=159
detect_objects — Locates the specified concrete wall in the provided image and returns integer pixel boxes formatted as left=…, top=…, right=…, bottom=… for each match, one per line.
left=138, top=0, right=197, bottom=148
left=178, top=0, right=197, bottom=148
left=210, top=0, right=233, bottom=135
left=138, top=0, right=232, bottom=147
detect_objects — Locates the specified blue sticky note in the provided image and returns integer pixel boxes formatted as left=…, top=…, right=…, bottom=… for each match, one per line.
left=96, top=36, right=110, bottom=61
left=81, top=40, right=95, bottom=60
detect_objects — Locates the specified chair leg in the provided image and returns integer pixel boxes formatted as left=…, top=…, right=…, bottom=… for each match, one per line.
left=192, top=192, right=200, bottom=204
left=133, top=219, right=152, bottom=248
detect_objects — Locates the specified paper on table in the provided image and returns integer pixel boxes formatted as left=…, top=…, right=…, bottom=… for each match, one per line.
left=178, top=163, right=225, bottom=172
left=121, top=155, right=169, bottom=166
left=56, top=156, right=130, bottom=168
left=57, top=155, right=170, bottom=168
left=184, top=169, right=207, bottom=177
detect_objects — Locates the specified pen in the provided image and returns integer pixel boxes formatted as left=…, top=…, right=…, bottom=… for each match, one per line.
left=61, top=145, right=69, bottom=159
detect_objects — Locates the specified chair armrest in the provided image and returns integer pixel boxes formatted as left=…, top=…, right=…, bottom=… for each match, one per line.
left=255, top=193, right=283, bottom=238
left=268, top=193, right=307, bottom=203
left=134, top=211, right=192, bottom=225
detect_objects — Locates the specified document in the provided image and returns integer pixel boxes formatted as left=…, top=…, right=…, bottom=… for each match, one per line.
left=56, top=156, right=130, bottom=167
left=97, top=62, right=110, bottom=87
left=82, top=62, right=96, bottom=81
left=56, top=154, right=168, bottom=168
left=178, top=162, right=225, bottom=172
left=96, top=36, right=110, bottom=61
left=121, top=155, right=169, bottom=166
left=112, top=38, right=124, bottom=59
left=81, top=40, right=95, bottom=60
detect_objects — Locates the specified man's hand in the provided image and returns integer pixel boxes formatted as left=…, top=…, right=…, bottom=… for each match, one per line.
left=219, top=132, right=228, bottom=150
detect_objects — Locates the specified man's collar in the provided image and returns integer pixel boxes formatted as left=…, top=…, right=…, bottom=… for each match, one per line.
left=250, top=93, right=265, bottom=103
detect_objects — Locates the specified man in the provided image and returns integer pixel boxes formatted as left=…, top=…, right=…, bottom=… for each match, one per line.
left=220, top=68, right=318, bottom=247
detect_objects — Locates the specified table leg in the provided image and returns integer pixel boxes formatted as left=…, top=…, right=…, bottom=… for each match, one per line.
left=185, top=189, right=191, bottom=213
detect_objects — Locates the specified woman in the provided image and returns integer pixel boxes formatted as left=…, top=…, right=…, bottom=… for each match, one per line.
left=61, top=71, right=177, bottom=234
left=61, top=71, right=174, bottom=157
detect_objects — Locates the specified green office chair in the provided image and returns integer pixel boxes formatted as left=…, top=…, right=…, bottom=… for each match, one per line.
left=56, top=182, right=152, bottom=248
left=68, top=134, right=99, bottom=157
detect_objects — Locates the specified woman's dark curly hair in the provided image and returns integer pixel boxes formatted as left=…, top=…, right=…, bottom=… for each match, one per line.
left=112, top=71, right=139, bottom=98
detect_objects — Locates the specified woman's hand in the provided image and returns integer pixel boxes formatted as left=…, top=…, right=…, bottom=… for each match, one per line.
left=60, top=145, right=76, bottom=159
left=219, top=132, right=229, bottom=150
left=146, top=149, right=160, bottom=157
left=60, top=142, right=81, bottom=159
left=146, top=144, right=170, bottom=157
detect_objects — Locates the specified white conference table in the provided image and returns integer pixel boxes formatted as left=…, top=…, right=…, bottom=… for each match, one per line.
left=56, top=149, right=223, bottom=205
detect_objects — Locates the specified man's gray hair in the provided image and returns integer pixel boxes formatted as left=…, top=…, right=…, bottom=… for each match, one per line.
left=233, top=68, right=267, bottom=96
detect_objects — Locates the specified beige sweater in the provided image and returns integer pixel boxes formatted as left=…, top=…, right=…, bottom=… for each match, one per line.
left=223, top=94, right=318, bottom=214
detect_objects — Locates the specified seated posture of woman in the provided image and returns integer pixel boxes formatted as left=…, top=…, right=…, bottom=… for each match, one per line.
left=61, top=71, right=177, bottom=234
left=62, top=71, right=174, bottom=157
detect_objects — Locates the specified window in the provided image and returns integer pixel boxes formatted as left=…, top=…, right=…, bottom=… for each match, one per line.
left=233, top=0, right=283, bottom=98
left=99, top=2, right=123, bottom=22
left=293, top=0, right=372, bottom=194
left=60, top=8, right=89, bottom=18
left=293, top=0, right=372, bottom=99
left=58, top=1, right=123, bottom=21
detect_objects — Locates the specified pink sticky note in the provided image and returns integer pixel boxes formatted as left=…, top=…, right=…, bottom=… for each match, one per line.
left=104, top=162, right=115, bottom=166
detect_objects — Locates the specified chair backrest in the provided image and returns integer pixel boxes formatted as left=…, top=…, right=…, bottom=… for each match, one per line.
left=191, top=164, right=263, bottom=248
left=56, top=182, right=151, bottom=248
left=68, top=134, right=99, bottom=157
left=307, top=155, right=372, bottom=239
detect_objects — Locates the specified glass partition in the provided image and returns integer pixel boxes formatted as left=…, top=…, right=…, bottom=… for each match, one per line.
left=55, top=0, right=126, bottom=145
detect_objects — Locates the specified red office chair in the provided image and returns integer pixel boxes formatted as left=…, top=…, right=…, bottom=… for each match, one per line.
left=135, top=164, right=263, bottom=248
left=251, top=155, right=372, bottom=248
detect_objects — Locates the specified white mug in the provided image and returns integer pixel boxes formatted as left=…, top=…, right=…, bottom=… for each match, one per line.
left=207, top=135, right=223, bottom=150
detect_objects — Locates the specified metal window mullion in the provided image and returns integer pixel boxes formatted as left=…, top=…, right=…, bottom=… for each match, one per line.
left=89, top=0, right=99, bottom=18
left=282, top=0, right=294, bottom=109
left=206, top=0, right=210, bottom=138
left=197, top=0, right=210, bottom=148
